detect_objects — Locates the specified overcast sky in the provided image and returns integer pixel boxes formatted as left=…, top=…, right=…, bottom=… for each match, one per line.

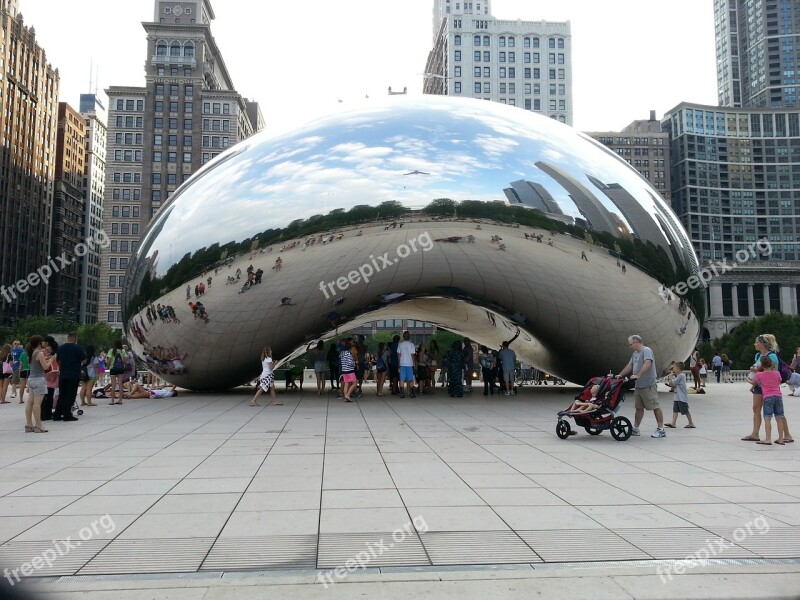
left=21, top=0, right=718, bottom=132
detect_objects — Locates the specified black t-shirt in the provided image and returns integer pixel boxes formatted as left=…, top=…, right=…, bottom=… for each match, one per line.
left=56, top=343, right=86, bottom=380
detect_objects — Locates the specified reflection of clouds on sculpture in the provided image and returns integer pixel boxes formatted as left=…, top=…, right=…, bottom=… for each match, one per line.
left=124, top=96, right=700, bottom=390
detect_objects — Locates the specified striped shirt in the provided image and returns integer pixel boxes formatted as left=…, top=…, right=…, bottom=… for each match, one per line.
left=339, top=350, right=355, bottom=374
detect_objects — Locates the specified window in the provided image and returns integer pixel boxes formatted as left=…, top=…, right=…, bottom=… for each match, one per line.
left=483, top=36, right=489, bottom=46
left=131, top=224, right=139, bottom=235
left=499, top=36, right=505, bottom=47
left=474, top=35, right=481, bottom=45
left=534, top=99, right=541, bottom=110
left=184, top=102, right=193, bottom=113
left=524, top=37, right=530, bottom=48
left=169, top=84, right=179, bottom=96
left=169, top=101, right=179, bottom=113
left=454, top=34, right=461, bottom=45
left=154, top=117, right=163, bottom=129
left=120, top=241, right=129, bottom=252
left=509, top=67, right=515, bottom=78
left=183, top=135, right=192, bottom=146
left=500, top=67, right=506, bottom=78
left=508, top=36, right=515, bottom=47
left=549, top=38, right=556, bottom=48
left=154, top=134, right=163, bottom=146
left=508, top=51, right=515, bottom=63
left=153, top=151, right=162, bottom=162
left=454, top=50, right=461, bottom=61
left=549, top=69, right=556, bottom=79
left=167, top=173, right=177, bottom=185
left=169, top=118, right=178, bottom=129
left=454, top=66, right=461, bottom=77
left=120, top=258, right=129, bottom=269
left=107, top=311, right=115, bottom=323
left=483, top=51, right=490, bottom=61
left=525, top=99, right=531, bottom=110
left=549, top=53, right=556, bottom=64
left=483, top=82, right=490, bottom=93
left=474, top=66, right=481, bottom=77
left=155, top=83, right=164, bottom=96
left=111, top=241, right=118, bottom=252
left=474, top=82, right=481, bottom=93
left=108, top=293, right=116, bottom=305
left=156, top=42, right=167, bottom=56
left=558, top=53, right=564, bottom=64
left=558, top=38, right=564, bottom=48
left=169, top=134, right=178, bottom=146
left=153, top=173, right=161, bottom=184
left=184, top=119, right=192, bottom=130
left=183, top=152, right=192, bottom=162
left=121, top=206, right=130, bottom=217
left=533, top=37, right=540, bottom=48
left=474, top=51, right=481, bottom=62
left=157, top=67, right=165, bottom=76
left=184, top=42, right=194, bottom=57
left=111, top=224, right=119, bottom=235
left=454, top=82, right=461, bottom=93
left=168, top=152, right=177, bottom=163
left=170, top=42, right=181, bottom=56
left=154, top=101, right=164, bottom=112
left=111, top=207, right=120, bottom=217
left=483, top=67, right=490, bottom=77
left=152, top=190, right=161, bottom=201
left=499, top=52, right=506, bottom=62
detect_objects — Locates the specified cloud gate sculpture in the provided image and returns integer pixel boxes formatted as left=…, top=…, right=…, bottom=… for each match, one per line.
left=123, top=97, right=701, bottom=391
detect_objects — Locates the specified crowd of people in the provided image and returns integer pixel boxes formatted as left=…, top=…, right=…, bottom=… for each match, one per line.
left=0, top=335, right=177, bottom=432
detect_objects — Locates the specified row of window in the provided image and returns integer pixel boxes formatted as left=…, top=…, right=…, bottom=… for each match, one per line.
left=114, top=133, right=144, bottom=145
left=154, top=83, right=194, bottom=97
left=115, top=116, right=144, bottom=128
left=115, top=99, right=144, bottom=112
left=109, top=223, right=140, bottom=235
left=156, top=66, right=193, bottom=78
left=154, top=117, right=193, bottom=130
left=155, top=41, right=194, bottom=57
left=154, top=101, right=194, bottom=113
left=108, top=258, right=129, bottom=270
left=114, top=150, right=143, bottom=162
left=153, top=172, right=191, bottom=185
left=154, top=134, right=192, bottom=146
left=153, top=151, right=192, bottom=163
left=202, top=102, right=232, bottom=115
left=107, top=276, right=126, bottom=288
left=110, top=240, right=138, bottom=253
left=110, top=189, right=142, bottom=201
left=452, top=34, right=565, bottom=50
left=109, top=206, right=140, bottom=218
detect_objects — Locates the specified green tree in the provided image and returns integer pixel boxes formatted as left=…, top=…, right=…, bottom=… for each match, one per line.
left=706, top=312, right=800, bottom=367
left=422, top=198, right=457, bottom=216
left=77, top=323, right=125, bottom=353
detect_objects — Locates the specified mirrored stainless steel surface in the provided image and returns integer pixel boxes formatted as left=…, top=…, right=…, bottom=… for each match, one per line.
left=123, top=96, right=700, bottom=390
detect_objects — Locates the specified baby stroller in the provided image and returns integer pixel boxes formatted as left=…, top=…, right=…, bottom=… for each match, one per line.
left=556, top=376, right=634, bottom=441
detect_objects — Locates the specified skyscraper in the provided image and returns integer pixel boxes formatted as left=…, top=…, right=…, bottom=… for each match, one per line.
left=0, top=0, right=60, bottom=326
left=424, top=0, right=572, bottom=125
left=715, top=0, right=800, bottom=108
left=98, top=0, right=264, bottom=328
left=78, top=93, right=107, bottom=325
left=48, top=103, right=87, bottom=322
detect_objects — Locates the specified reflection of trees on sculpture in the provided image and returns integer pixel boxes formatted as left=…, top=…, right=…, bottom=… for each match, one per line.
left=125, top=197, right=702, bottom=323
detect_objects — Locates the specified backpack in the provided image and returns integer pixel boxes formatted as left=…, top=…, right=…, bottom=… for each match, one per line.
left=112, top=352, right=124, bottom=372
left=778, top=357, right=793, bottom=384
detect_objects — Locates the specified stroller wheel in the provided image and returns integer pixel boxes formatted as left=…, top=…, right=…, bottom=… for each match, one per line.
left=77, top=409, right=84, bottom=415
left=610, top=416, right=633, bottom=441
left=584, top=426, right=603, bottom=435
left=556, top=420, right=572, bottom=439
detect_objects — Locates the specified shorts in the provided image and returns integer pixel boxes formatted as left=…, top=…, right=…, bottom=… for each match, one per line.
left=314, top=361, right=328, bottom=374
left=342, top=372, right=357, bottom=383
left=20, top=370, right=29, bottom=379
left=634, top=385, right=660, bottom=411
left=109, top=368, right=124, bottom=376
left=763, top=395, right=785, bottom=418
left=673, top=400, right=690, bottom=415
left=258, top=373, right=274, bottom=392
left=26, top=377, right=47, bottom=397
left=751, top=384, right=763, bottom=396
left=399, top=366, right=415, bottom=382
left=502, top=370, right=514, bottom=383
left=0, top=372, right=9, bottom=380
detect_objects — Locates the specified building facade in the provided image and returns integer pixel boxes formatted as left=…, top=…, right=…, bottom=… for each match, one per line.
left=424, top=0, right=573, bottom=125
left=663, top=101, right=800, bottom=338
left=715, top=0, right=800, bottom=108
left=98, top=0, right=264, bottom=328
left=585, top=110, right=672, bottom=204
left=78, top=93, right=107, bottom=324
left=48, top=103, right=87, bottom=321
left=0, top=0, right=59, bottom=326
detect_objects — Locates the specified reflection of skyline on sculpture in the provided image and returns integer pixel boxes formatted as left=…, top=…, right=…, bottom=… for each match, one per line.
left=143, top=97, right=691, bottom=277
left=124, top=96, right=700, bottom=391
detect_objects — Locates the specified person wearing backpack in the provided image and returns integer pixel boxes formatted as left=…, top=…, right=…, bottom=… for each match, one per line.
left=107, top=341, right=127, bottom=405
left=742, top=334, right=794, bottom=443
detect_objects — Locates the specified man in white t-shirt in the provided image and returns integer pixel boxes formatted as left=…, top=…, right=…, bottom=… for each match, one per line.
left=397, top=331, right=417, bottom=399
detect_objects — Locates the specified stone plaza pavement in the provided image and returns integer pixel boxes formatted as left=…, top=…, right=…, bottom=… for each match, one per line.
left=0, top=380, right=799, bottom=599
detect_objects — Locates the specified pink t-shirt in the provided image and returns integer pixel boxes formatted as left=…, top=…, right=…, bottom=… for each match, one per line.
left=753, top=370, right=782, bottom=398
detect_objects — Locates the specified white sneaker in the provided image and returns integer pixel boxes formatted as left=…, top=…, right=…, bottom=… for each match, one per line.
left=631, top=427, right=640, bottom=436
left=651, top=428, right=666, bottom=438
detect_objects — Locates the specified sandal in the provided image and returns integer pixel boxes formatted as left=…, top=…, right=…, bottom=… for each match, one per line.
left=249, top=402, right=260, bottom=407
left=24, top=425, right=33, bottom=432
left=32, top=426, right=48, bottom=433
left=784, top=439, right=794, bottom=443
left=775, top=440, right=785, bottom=445
left=741, top=436, right=760, bottom=441
left=684, top=425, right=696, bottom=428
left=756, top=440, right=772, bottom=445
left=664, top=424, right=676, bottom=428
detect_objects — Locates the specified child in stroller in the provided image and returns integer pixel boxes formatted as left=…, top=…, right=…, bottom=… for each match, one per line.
left=556, top=376, right=634, bottom=441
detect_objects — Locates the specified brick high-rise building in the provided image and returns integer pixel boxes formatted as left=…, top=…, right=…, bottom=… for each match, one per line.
left=48, top=103, right=87, bottom=321
left=98, top=0, right=264, bottom=328
left=0, top=0, right=59, bottom=326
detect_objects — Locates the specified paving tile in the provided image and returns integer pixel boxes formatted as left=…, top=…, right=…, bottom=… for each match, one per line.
left=119, top=512, right=230, bottom=539
left=220, top=510, right=320, bottom=537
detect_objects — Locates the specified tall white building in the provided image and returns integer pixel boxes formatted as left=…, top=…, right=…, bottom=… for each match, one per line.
left=79, top=93, right=107, bottom=324
left=424, top=0, right=573, bottom=125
